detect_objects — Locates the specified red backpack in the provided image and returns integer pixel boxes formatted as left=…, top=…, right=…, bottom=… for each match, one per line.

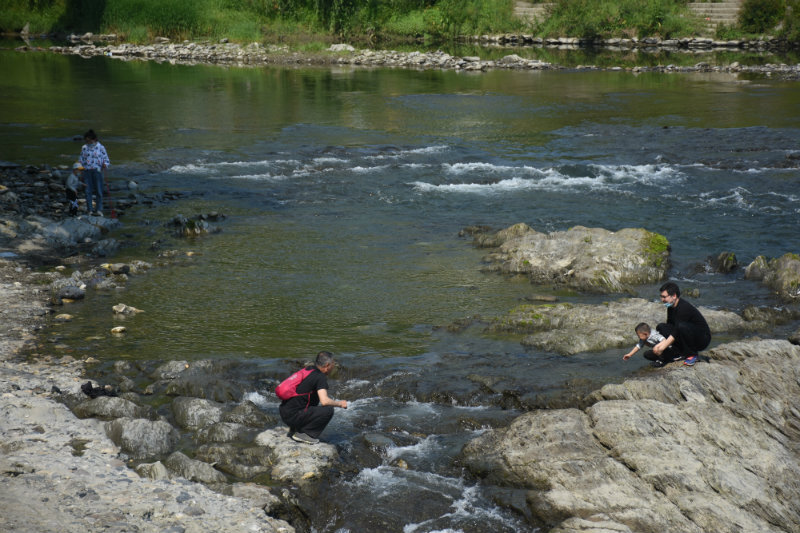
left=275, top=367, right=315, bottom=402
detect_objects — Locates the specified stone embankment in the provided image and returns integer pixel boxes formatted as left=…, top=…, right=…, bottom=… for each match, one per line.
left=34, top=40, right=800, bottom=79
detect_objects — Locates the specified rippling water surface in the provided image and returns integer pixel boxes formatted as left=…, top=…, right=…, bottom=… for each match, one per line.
left=2, top=49, right=800, bottom=531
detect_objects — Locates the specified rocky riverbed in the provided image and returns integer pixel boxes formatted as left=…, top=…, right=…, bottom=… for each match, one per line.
left=11, top=37, right=799, bottom=80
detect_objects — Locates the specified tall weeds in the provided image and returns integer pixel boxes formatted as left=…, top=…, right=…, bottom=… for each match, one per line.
left=536, top=0, right=701, bottom=40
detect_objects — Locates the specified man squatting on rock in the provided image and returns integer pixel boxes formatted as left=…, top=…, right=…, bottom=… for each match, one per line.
left=279, top=351, right=348, bottom=444
left=653, top=281, right=712, bottom=366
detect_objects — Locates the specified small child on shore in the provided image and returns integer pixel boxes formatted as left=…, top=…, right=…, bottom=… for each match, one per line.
left=622, top=322, right=680, bottom=367
left=65, top=162, right=84, bottom=216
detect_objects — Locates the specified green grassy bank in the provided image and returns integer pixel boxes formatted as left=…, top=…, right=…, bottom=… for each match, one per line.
left=2, top=0, right=799, bottom=46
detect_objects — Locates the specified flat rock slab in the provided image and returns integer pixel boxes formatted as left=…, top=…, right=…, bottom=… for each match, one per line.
left=489, top=297, right=747, bottom=354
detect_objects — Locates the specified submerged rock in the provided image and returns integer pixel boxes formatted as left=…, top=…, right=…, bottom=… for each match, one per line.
left=471, top=224, right=670, bottom=293
left=461, top=339, right=800, bottom=533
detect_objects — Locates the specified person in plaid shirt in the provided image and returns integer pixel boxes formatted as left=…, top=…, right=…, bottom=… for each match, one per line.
left=79, top=129, right=110, bottom=216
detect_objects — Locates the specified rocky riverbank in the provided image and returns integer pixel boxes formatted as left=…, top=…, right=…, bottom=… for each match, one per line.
left=460, top=339, right=800, bottom=533
left=0, top=164, right=297, bottom=532
left=17, top=38, right=800, bottom=80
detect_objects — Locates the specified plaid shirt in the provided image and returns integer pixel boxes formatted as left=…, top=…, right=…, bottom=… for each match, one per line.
left=79, top=141, right=110, bottom=171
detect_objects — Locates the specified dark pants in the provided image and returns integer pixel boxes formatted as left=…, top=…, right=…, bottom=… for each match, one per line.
left=658, top=322, right=711, bottom=358
left=84, top=168, right=104, bottom=213
left=65, top=189, right=78, bottom=214
left=280, top=404, right=334, bottom=439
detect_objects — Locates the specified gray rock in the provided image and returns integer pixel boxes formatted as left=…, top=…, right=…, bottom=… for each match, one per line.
left=135, top=460, right=171, bottom=480
left=328, top=43, right=355, bottom=52
left=254, top=427, right=339, bottom=483
left=222, top=400, right=274, bottom=427
left=150, top=360, right=189, bottom=380
left=487, top=297, right=747, bottom=355
left=105, top=417, right=178, bottom=459
left=230, top=482, right=283, bottom=513
left=165, top=375, right=243, bottom=402
left=171, top=396, right=225, bottom=429
left=56, top=285, right=85, bottom=301
left=709, top=251, right=738, bottom=273
left=164, top=451, right=227, bottom=484
left=72, top=396, right=144, bottom=420
left=461, top=339, right=800, bottom=533
left=196, top=422, right=256, bottom=444
left=473, top=224, right=670, bottom=293
left=195, top=444, right=273, bottom=479
left=38, top=216, right=120, bottom=247
left=745, top=253, right=800, bottom=300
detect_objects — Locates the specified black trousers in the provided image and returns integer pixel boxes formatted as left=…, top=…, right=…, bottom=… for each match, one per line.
left=658, top=322, right=711, bottom=358
left=280, top=404, right=334, bottom=439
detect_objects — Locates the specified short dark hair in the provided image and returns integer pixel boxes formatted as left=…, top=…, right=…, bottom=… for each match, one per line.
left=315, top=350, right=334, bottom=367
left=659, top=281, right=680, bottom=297
left=83, top=129, right=98, bottom=141
left=635, top=322, right=651, bottom=334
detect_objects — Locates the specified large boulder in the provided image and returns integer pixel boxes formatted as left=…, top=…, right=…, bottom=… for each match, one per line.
left=171, top=396, right=225, bottom=429
left=254, top=427, right=339, bottom=483
left=745, top=253, right=800, bottom=300
left=461, top=339, right=800, bottom=533
left=470, top=224, right=669, bottom=293
left=105, top=417, right=178, bottom=459
left=487, top=298, right=748, bottom=355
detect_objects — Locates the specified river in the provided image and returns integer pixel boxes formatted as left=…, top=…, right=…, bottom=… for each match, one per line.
left=2, top=44, right=800, bottom=532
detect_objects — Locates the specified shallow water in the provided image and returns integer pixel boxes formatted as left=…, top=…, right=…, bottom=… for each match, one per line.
left=3, top=48, right=800, bottom=531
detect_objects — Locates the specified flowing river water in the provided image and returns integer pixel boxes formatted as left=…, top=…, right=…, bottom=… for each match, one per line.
left=2, top=44, right=800, bottom=532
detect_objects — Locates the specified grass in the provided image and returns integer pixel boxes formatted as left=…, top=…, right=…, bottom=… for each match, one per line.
left=2, top=0, right=798, bottom=46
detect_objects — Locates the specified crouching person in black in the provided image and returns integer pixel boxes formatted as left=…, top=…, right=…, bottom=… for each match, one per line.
left=279, top=350, right=348, bottom=444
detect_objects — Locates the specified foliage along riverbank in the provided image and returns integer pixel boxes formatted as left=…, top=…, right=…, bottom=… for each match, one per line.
left=3, top=0, right=800, bottom=50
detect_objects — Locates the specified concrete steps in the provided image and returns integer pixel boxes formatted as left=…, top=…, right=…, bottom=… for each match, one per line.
left=688, top=1, right=743, bottom=33
left=514, top=1, right=745, bottom=34
left=514, top=1, right=552, bottom=23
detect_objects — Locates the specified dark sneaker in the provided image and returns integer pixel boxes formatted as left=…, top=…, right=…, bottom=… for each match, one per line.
left=291, top=432, right=319, bottom=445
left=684, top=355, right=697, bottom=366
left=672, top=354, right=684, bottom=362
left=650, top=360, right=665, bottom=368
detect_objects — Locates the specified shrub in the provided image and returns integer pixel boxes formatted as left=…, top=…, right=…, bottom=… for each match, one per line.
left=537, top=0, right=700, bottom=39
left=738, top=0, right=785, bottom=33
left=779, top=0, right=800, bottom=40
